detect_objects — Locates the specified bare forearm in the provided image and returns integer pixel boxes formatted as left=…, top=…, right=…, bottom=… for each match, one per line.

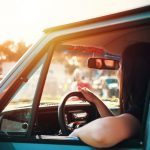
left=70, top=118, right=115, bottom=148
left=95, top=99, right=114, bottom=117
left=93, top=97, right=114, bottom=117
left=70, top=114, right=140, bottom=148
left=80, top=88, right=114, bottom=117
left=70, top=119, right=106, bottom=148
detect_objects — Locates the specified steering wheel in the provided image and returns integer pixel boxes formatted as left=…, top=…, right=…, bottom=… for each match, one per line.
left=58, top=91, right=98, bottom=135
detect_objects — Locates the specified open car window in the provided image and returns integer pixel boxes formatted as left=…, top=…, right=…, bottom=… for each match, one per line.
left=0, top=54, right=47, bottom=136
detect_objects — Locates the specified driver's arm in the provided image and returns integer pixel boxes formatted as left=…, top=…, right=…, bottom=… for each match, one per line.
left=81, top=88, right=114, bottom=117
left=69, top=114, right=140, bottom=148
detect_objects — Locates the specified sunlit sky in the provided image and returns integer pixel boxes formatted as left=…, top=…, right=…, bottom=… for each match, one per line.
left=0, top=0, right=150, bottom=45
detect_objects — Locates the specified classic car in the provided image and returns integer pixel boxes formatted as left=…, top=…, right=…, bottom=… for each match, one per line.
left=0, top=5, right=150, bottom=150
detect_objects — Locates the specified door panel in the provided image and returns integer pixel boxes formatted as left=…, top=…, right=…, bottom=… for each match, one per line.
left=0, top=137, right=94, bottom=150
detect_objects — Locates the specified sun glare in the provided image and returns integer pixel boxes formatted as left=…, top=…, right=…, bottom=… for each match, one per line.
left=0, top=0, right=149, bottom=44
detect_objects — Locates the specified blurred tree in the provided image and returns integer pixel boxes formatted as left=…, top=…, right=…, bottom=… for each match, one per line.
left=0, top=40, right=31, bottom=76
left=0, top=40, right=31, bottom=62
left=0, top=42, right=14, bottom=74
left=3, top=40, right=14, bottom=49
left=0, top=42, right=14, bottom=62
left=14, top=41, right=27, bottom=60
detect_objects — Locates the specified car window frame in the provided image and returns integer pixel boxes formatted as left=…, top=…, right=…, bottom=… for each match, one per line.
left=27, top=44, right=55, bottom=136
left=0, top=43, right=50, bottom=112
left=0, top=43, right=55, bottom=138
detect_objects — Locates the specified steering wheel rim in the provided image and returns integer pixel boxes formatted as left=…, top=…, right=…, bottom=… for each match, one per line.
left=58, top=91, right=95, bottom=135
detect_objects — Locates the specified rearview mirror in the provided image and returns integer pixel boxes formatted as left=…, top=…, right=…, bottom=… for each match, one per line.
left=88, top=58, right=119, bottom=70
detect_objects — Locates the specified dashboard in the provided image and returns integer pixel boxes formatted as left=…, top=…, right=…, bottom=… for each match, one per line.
left=0, top=104, right=99, bottom=136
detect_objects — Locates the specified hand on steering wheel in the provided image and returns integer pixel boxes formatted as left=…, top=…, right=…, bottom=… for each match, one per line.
left=58, top=91, right=98, bottom=135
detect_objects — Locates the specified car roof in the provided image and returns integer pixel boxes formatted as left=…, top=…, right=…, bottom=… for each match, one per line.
left=44, top=5, right=150, bottom=34
left=44, top=5, right=150, bottom=56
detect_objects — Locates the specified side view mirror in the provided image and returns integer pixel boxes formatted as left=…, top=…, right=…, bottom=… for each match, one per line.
left=88, top=58, right=119, bottom=70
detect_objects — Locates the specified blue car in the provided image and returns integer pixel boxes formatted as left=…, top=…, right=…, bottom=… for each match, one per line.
left=0, top=5, right=150, bottom=150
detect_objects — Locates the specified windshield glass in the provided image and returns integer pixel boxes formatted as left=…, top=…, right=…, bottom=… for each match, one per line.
left=41, top=46, right=119, bottom=109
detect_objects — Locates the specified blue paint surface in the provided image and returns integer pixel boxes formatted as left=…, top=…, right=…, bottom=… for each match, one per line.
left=0, top=142, right=94, bottom=150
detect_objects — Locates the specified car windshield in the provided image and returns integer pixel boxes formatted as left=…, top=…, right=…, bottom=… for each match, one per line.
left=40, top=46, right=120, bottom=109
left=3, top=45, right=120, bottom=111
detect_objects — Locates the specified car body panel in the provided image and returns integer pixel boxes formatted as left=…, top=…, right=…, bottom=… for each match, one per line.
left=0, top=138, right=94, bottom=150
